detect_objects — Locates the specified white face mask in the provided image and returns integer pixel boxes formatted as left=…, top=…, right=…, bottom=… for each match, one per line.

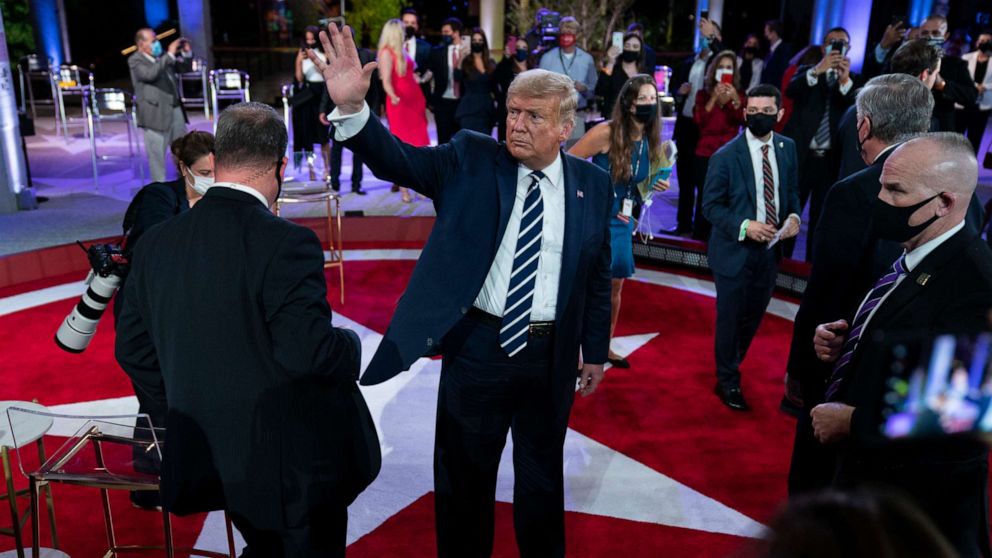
left=186, top=173, right=214, bottom=195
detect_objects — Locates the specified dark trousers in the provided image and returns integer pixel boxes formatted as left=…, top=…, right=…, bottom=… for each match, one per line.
left=434, top=98, right=461, bottom=145
left=673, top=115, right=700, bottom=232
left=231, top=509, right=347, bottom=558
left=435, top=313, right=569, bottom=558
left=713, top=244, right=779, bottom=388
left=958, top=107, right=991, bottom=154
left=691, top=155, right=712, bottom=241
left=787, top=149, right=836, bottom=261
left=330, top=138, right=363, bottom=190
left=787, top=383, right=837, bottom=495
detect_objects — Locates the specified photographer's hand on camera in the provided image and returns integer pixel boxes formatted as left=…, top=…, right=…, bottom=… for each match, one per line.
left=813, top=51, right=842, bottom=76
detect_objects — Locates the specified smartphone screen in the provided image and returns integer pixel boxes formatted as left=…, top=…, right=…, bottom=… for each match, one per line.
left=612, top=31, right=624, bottom=50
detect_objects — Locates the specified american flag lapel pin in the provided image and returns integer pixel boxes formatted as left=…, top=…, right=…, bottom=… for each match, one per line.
left=577, top=190, right=584, bottom=199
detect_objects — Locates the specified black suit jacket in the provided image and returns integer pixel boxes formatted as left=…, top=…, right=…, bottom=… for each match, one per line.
left=429, top=44, right=457, bottom=106
left=115, top=187, right=379, bottom=529
left=341, top=115, right=613, bottom=414
left=933, top=55, right=978, bottom=131
left=835, top=227, right=992, bottom=557
left=761, top=42, right=794, bottom=88
left=702, top=132, right=801, bottom=276
left=783, top=65, right=858, bottom=168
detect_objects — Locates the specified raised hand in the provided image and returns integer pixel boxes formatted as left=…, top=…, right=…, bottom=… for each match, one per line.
left=308, top=24, right=378, bottom=115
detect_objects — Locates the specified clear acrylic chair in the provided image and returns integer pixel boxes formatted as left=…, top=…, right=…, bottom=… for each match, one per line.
left=6, top=408, right=236, bottom=558
left=51, top=65, right=95, bottom=140
left=16, top=55, right=55, bottom=120
left=209, top=69, right=250, bottom=132
left=84, top=88, right=145, bottom=190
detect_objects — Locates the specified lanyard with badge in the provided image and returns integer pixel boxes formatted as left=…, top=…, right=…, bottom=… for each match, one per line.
left=621, top=140, right=645, bottom=218
left=558, top=48, right=576, bottom=76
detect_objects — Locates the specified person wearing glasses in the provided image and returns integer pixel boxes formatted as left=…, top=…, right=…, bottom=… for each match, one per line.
left=702, top=84, right=800, bottom=411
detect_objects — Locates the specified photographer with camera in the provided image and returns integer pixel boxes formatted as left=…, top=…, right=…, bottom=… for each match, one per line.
left=783, top=27, right=858, bottom=262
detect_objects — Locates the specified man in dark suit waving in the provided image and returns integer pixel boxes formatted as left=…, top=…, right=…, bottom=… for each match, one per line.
left=116, top=102, right=378, bottom=557
left=703, top=84, right=801, bottom=411
left=811, top=133, right=992, bottom=558
left=310, top=24, right=612, bottom=558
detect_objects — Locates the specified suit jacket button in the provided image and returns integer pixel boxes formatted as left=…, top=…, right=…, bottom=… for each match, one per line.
left=427, top=337, right=433, bottom=347
left=460, top=307, right=468, bottom=314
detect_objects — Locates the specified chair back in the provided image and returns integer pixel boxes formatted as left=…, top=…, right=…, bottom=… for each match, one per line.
left=87, top=87, right=132, bottom=119
left=19, top=54, right=51, bottom=73
left=53, top=65, right=93, bottom=92
left=6, top=407, right=162, bottom=490
left=210, top=69, right=250, bottom=98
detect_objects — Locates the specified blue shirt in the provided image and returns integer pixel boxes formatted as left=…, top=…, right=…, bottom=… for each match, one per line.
left=538, top=47, right=598, bottom=109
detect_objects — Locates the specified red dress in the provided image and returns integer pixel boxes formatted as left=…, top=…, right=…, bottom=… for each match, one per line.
left=383, top=47, right=430, bottom=146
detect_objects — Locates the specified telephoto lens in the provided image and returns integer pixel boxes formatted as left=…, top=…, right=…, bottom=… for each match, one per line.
left=54, top=270, right=122, bottom=353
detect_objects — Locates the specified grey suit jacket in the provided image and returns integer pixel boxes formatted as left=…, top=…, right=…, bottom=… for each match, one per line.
left=128, top=52, right=185, bottom=132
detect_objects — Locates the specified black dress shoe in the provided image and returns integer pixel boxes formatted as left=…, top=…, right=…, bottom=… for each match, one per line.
left=352, top=186, right=366, bottom=195
left=608, top=356, right=631, bottom=368
left=129, top=490, right=162, bottom=511
left=714, top=383, right=749, bottom=411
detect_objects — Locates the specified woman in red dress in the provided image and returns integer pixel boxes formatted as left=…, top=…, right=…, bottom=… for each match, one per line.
left=378, top=19, right=430, bottom=202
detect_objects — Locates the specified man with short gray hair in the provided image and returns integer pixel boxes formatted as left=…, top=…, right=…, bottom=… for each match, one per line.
left=116, top=102, right=376, bottom=556
left=811, top=132, right=992, bottom=557
left=129, top=28, right=187, bottom=182
left=312, top=24, right=612, bottom=557
left=785, top=73, right=934, bottom=495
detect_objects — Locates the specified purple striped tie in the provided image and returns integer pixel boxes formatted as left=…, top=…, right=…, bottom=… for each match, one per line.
left=761, top=145, right=778, bottom=226
left=824, top=254, right=909, bottom=401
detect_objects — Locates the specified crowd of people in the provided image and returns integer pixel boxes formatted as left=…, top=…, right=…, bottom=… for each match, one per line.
left=114, top=9, right=992, bottom=558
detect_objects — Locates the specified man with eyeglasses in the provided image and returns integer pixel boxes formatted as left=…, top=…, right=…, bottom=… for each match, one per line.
left=919, top=15, right=978, bottom=132
left=783, top=26, right=858, bottom=262
left=702, top=84, right=801, bottom=411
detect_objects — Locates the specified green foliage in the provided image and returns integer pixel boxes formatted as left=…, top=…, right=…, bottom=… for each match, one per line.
left=1, top=0, right=37, bottom=62
left=343, top=0, right=403, bottom=49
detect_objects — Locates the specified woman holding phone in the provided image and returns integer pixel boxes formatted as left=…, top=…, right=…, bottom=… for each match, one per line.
left=596, top=32, right=646, bottom=118
left=569, top=75, right=669, bottom=368
left=692, top=50, right=744, bottom=240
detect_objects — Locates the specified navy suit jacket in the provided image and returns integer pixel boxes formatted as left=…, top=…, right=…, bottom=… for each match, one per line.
left=702, top=132, right=800, bottom=276
left=342, top=114, right=613, bottom=404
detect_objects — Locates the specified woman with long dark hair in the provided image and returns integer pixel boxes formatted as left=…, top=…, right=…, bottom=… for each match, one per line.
left=293, top=25, right=331, bottom=179
left=454, top=28, right=497, bottom=135
left=596, top=32, right=645, bottom=118
left=692, top=49, right=744, bottom=240
left=570, top=75, right=669, bottom=368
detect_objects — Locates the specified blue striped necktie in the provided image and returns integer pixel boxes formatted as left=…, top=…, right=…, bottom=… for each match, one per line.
left=825, top=254, right=909, bottom=401
left=500, top=170, right=546, bottom=357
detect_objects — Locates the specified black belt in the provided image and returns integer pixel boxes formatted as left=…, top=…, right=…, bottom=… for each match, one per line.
left=467, top=307, right=555, bottom=337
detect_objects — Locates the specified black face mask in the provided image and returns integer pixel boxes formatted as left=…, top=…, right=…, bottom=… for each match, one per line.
left=745, top=113, right=777, bottom=137
left=621, top=49, right=640, bottom=63
left=633, top=103, right=657, bottom=123
left=856, top=117, right=872, bottom=163
left=305, top=42, right=321, bottom=52
left=471, top=42, right=484, bottom=53
left=405, top=26, right=416, bottom=40
left=743, top=46, right=759, bottom=57
left=872, top=193, right=942, bottom=242
left=274, top=159, right=284, bottom=201
left=515, top=49, right=529, bottom=62
left=440, top=35, right=453, bottom=47
left=980, top=42, right=992, bottom=54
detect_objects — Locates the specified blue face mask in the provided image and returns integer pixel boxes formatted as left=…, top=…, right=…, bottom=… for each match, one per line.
left=151, top=40, right=163, bottom=57
left=699, top=37, right=710, bottom=53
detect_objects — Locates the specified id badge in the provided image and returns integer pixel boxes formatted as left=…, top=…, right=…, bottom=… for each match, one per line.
left=621, top=198, right=633, bottom=218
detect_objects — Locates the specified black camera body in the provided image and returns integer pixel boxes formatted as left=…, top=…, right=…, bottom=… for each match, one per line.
left=54, top=242, right=130, bottom=353
left=539, top=11, right=561, bottom=46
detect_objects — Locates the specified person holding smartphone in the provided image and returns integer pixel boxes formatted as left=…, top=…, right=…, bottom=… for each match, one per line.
left=693, top=50, right=744, bottom=241
left=569, top=75, right=670, bottom=368
left=596, top=32, right=646, bottom=118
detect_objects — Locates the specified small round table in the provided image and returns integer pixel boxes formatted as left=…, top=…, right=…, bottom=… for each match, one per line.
left=0, top=401, right=66, bottom=558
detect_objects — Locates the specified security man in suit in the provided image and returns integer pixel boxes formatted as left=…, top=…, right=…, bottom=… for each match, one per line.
left=785, top=73, right=934, bottom=495
left=429, top=17, right=466, bottom=145
left=129, top=28, right=188, bottom=183
left=919, top=15, right=978, bottom=132
left=116, top=102, right=378, bottom=557
left=401, top=8, right=433, bottom=99
left=310, top=24, right=612, bottom=558
left=703, top=84, right=801, bottom=411
left=812, top=133, right=992, bottom=558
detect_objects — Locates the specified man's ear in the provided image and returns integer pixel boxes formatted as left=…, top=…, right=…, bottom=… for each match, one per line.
left=776, top=108, right=784, bottom=123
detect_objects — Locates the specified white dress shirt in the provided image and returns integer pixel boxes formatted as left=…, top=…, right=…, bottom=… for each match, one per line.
left=851, top=220, right=966, bottom=333
left=473, top=156, right=565, bottom=321
left=404, top=37, right=417, bottom=62
left=681, top=53, right=710, bottom=118
left=443, top=44, right=459, bottom=99
left=212, top=182, right=269, bottom=207
left=739, top=130, right=800, bottom=239
left=769, top=38, right=782, bottom=55
left=325, top=101, right=565, bottom=320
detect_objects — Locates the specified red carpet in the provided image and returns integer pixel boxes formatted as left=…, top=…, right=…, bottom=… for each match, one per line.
left=1, top=254, right=797, bottom=556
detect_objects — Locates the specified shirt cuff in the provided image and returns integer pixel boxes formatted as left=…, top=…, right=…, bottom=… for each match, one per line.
left=806, top=68, right=819, bottom=86
left=874, top=44, right=889, bottom=64
left=739, top=219, right=750, bottom=242
left=838, top=78, right=854, bottom=95
left=327, top=102, right=371, bottom=142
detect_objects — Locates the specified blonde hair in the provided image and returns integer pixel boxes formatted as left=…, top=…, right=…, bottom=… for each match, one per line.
left=507, top=69, right=578, bottom=124
left=378, top=19, right=407, bottom=76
